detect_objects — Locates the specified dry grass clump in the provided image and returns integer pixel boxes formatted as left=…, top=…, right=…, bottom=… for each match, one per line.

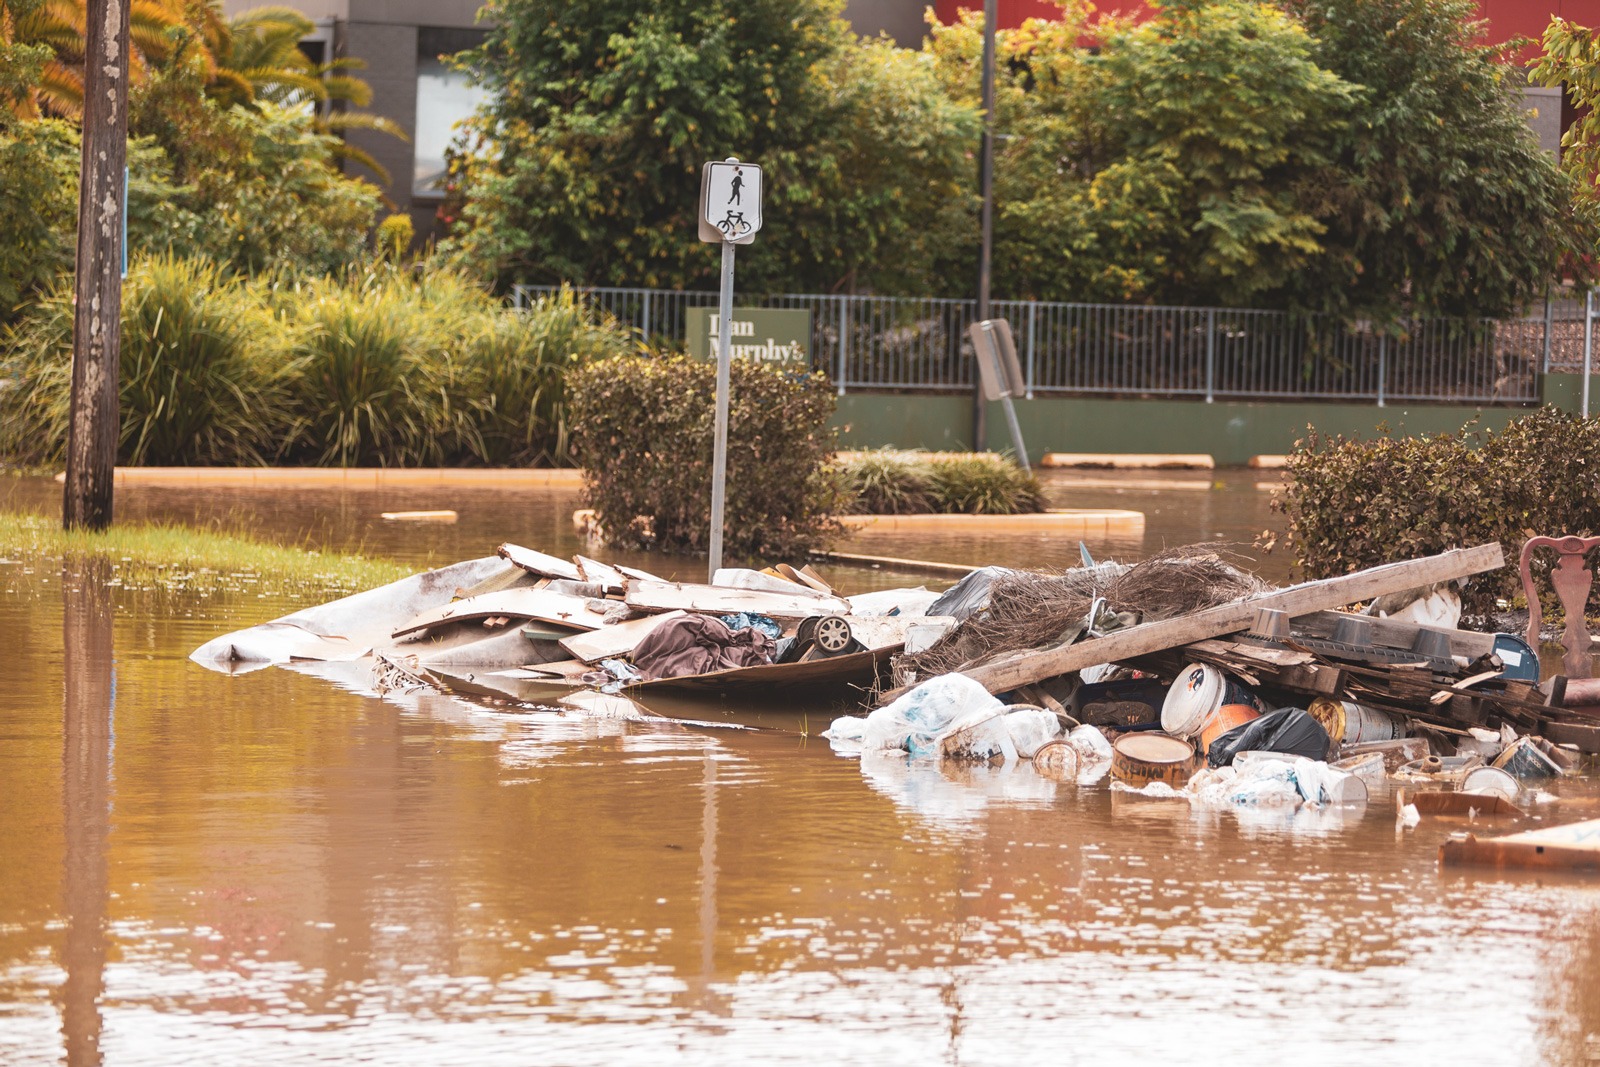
left=900, top=544, right=1268, bottom=678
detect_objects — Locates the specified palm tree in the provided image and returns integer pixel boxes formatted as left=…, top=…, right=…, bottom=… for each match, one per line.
left=1, top=0, right=403, bottom=182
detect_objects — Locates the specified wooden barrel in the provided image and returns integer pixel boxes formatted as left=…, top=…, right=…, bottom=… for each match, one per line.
left=1112, top=733, right=1198, bottom=789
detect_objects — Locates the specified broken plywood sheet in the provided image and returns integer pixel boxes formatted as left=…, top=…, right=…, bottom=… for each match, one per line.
left=575, top=555, right=628, bottom=593
left=394, top=588, right=609, bottom=639
left=1439, top=817, right=1600, bottom=872
left=498, top=542, right=583, bottom=581
left=711, top=567, right=834, bottom=597
left=560, top=610, right=689, bottom=664
left=625, top=579, right=851, bottom=620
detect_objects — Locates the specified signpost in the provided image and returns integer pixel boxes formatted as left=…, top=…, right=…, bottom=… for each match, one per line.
left=698, top=158, right=764, bottom=579
left=967, top=318, right=1031, bottom=471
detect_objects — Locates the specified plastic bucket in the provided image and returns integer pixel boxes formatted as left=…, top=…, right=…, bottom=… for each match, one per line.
left=1308, top=697, right=1405, bottom=745
left=1160, top=663, right=1258, bottom=739
left=1112, top=733, right=1198, bottom=789
left=1198, top=703, right=1260, bottom=755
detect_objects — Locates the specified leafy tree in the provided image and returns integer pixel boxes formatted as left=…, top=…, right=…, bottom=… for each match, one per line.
left=0, top=120, right=192, bottom=322
left=1281, top=0, right=1584, bottom=319
left=1532, top=18, right=1600, bottom=243
left=445, top=0, right=978, bottom=294
left=931, top=0, right=1355, bottom=306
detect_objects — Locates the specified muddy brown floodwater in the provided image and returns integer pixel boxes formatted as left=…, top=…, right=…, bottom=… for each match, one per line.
left=3, top=471, right=1600, bottom=1065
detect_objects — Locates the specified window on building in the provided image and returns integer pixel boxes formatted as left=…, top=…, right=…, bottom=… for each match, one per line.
left=413, top=28, right=490, bottom=200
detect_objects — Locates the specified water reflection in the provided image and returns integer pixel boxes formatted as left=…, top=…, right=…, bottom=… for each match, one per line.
left=58, top=556, right=113, bottom=1067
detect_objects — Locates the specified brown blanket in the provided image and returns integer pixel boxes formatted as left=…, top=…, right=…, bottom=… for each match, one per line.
left=631, top=614, right=776, bottom=680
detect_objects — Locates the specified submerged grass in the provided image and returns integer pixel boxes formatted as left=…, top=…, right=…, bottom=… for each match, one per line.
left=0, top=510, right=413, bottom=599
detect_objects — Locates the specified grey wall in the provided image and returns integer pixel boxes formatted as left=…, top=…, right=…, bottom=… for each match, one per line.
left=843, top=0, right=928, bottom=46
left=342, top=21, right=419, bottom=211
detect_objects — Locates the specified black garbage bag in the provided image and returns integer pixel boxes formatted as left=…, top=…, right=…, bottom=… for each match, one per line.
left=1207, top=707, right=1332, bottom=768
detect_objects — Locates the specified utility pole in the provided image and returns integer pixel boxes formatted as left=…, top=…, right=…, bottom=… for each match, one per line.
left=63, top=0, right=130, bottom=531
left=973, top=0, right=997, bottom=453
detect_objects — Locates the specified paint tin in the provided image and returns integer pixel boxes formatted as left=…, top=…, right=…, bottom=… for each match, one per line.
left=1112, top=732, right=1198, bottom=789
left=1160, top=663, right=1259, bottom=739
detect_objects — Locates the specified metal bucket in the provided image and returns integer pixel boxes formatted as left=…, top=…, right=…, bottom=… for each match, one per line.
left=1112, top=733, right=1198, bottom=789
left=1308, top=697, right=1405, bottom=745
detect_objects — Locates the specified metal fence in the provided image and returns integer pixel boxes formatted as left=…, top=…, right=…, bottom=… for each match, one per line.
left=513, top=283, right=1569, bottom=405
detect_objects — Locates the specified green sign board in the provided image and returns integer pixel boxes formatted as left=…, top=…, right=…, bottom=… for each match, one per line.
left=686, top=307, right=812, bottom=370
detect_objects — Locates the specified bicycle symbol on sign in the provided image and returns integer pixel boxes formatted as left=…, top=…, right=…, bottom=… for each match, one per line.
left=717, top=211, right=752, bottom=237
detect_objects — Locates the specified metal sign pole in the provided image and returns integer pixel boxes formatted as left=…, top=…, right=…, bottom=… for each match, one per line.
left=708, top=240, right=736, bottom=579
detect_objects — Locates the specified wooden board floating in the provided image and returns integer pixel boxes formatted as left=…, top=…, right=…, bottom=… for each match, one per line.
left=1440, top=817, right=1600, bottom=873
left=625, top=579, right=852, bottom=620
left=380, top=510, right=458, bottom=523
left=393, top=588, right=609, bottom=639
left=632, top=646, right=893, bottom=692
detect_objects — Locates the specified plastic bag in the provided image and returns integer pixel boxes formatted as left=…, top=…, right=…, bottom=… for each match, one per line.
left=720, top=612, right=782, bottom=641
left=862, top=673, right=1002, bottom=758
left=824, top=716, right=867, bottom=741
left=1207, top=707, right=1331, bottom=767
left=936, top=706, right=1019, bottom=764
left=1002, top=706, right=1061, bottom=757
left=1068, top=724, right=1114, bottom=763
left=924, top=567, right=1019, bottom=622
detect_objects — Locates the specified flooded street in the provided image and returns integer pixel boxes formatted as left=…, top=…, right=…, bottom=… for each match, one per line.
left=3, top=472, right=1599, bottom=1064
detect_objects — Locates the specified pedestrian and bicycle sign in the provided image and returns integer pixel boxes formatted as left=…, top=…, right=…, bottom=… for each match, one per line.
left=699, top=159, right=762, bottom=244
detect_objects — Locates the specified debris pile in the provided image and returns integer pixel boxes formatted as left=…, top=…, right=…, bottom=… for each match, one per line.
left=191, top=542, right=949, bottom=700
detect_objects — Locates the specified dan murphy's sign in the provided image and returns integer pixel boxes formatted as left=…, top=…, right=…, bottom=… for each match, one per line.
left=686, top=307, right=812, bottom=370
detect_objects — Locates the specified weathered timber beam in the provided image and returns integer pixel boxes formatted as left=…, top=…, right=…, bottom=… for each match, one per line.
left=956, top=543, right=1505, bottom=698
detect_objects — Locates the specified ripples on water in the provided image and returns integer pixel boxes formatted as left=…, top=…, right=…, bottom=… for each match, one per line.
left=1, top=474, right=1598, bottom=1064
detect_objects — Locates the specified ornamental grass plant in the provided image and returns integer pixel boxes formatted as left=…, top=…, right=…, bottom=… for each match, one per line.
left=837, top=449, right=1045, bottom=515
left=0, top=257, right=633, bottom=468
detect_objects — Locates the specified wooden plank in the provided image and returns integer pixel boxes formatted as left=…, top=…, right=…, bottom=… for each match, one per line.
left=954, top=544, right=1504, bottom=698
left=625, top=579, right=852, bottom=619
left=1440, top=817, right=1600, bottom=872
left=498, top=542, right=583, bottom=581
left=1403, top=789, right=1525, bottom=818
left=559, top=610, right=687, bottom=664
left=1296, top=610, right=1497, bottom=659
left=394, top=589, right=609, bottom=639
left=1541, top=720, right=1600, bottom=753
left=808, top=549, right=977, bottom=578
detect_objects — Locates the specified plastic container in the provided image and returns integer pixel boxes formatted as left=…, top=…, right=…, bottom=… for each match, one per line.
left=1161, top=663, right=1259, bottom=739
left=1462, top=765, right=1519, bottom=801
left=1198, top=703, right=1261, bottom=756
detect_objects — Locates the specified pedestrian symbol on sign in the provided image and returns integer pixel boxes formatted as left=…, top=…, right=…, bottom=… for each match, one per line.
left=699, top=159, right=762, bottom=244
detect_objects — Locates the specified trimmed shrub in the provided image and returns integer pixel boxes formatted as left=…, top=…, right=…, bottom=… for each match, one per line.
left=837, top=449, right=1045, bottom=515
left=925, top=454, right=1046, bottom=515
left=1275, top=410, right=1600, bottom=612
left=567, top=354, right=843, bottom=559
left=839, top=449, right=936, bottom=514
